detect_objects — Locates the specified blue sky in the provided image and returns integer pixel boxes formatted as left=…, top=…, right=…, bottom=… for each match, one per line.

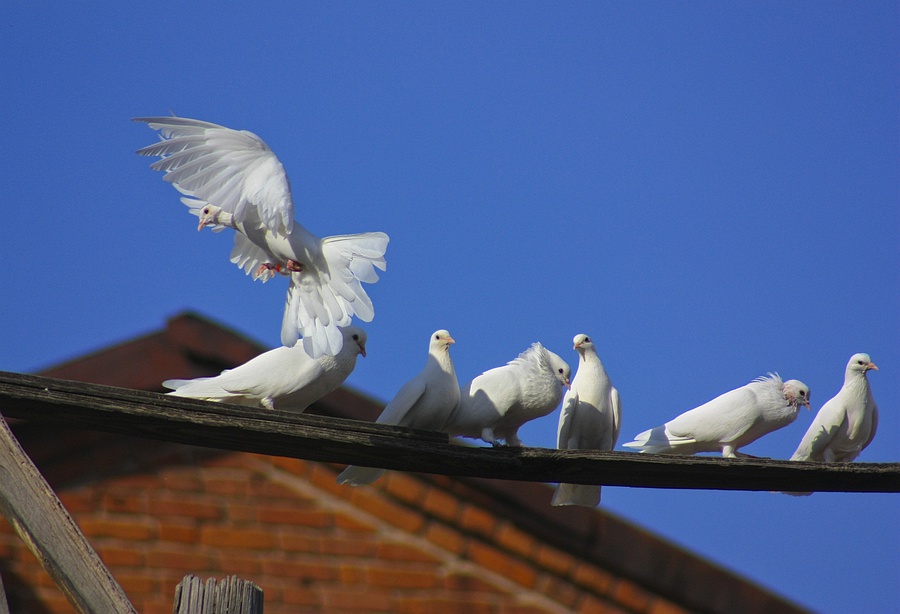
left=1, top=2, right=897, bottom=612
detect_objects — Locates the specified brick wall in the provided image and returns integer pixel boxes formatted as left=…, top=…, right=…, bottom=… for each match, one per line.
left=0, top=441, right=688, bottom=614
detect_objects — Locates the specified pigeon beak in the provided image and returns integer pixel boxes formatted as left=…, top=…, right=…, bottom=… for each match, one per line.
left=360, top=346, right=367, bottom=358
left=866, top=362, right=878, bottom=371
left=446, top=336, right=456, bottom=345
left=564, top=379, right=571, bottom=390
left=197, top=219, right=206, bottom=231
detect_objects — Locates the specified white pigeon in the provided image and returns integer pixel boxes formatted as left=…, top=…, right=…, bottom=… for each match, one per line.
left=135, top=116, right=389, bottom=358
left=552, top=334, right=621, bottom=507
left=444, top=343, right=571, bottom=447
left=337, top=330, right=459, bottom=486
left=791, top=353, right=878, bottom=463
left=622, top=374, right=810, bottom=458
left=163, top=326, right=367, bottom=411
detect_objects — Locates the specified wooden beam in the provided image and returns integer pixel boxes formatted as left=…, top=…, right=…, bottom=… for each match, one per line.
left=0, top=411, right=137, bottom=614
left=1, top=371, right=897, bottom=493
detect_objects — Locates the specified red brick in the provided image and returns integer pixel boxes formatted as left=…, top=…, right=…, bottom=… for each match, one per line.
left=102, top=492, right=145, bottom=514
left=260, top=558, right=337, bottom=581
left=159, top=523, right=199, bottom=544
left=97, top=547, right=144, bottom=567
left=321, top=586, right=393, bottom=610
left=576, top=595, right=629, bottom=614
left=367, top=565, right=440, bottom=589
left=648, top=600, right=691, bottom=614
left=258, top=506, right=333, bottom=527
left=384, top=471, right=428, bottom=504
left=307, top=463, right=345, bottom=495
left=459, top=505, right=496, bottom=537
left=160, top=472, right=203, bottom=491
left=145, top=549, right=218, bottom=572
left=376, top=541, right=442, bottom=563
left=495, top=523, right=537, bottom=559
left=399, top=598, right=497, bottom=614
left=537, top=575, right=581, bottom=608
left=203, top=476, right=251, bottom=496
left=350, top=490, right=425, bottom=533
left=79, top=518, right=157, bottom=541
left=199, top=526, right=276, bottom=549
left=268, top=455, right=310, bottom=476
left=422, top=486, right=462, bottom=521
left=116, top=573, right=159, bottom=595
left=425, top=521, right=466, bottom=555
left=334, top=513, right=376, bottom=532
left=58, top=491, right=96, bottom=513
left=534, top=544, right=574, bottom=576
left=250, top=480, right=300, bottom=500
left=467, top=541, right=538, bottom=588
left=573, top=564, right=615, bottom=595
left=276, top=531, right=318, bottom=553
left=318, top=535, right=379, bottom=557
left=444, top=573, right=508, bottom=594
left=611, top=579, right=652, bottom=612
left=281, top=584, right=320, bottom=606
left=149, top=496, right=223, bottom=520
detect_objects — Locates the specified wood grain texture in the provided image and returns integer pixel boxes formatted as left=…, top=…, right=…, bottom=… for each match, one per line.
left=1, top=371, right=897, bottom=493
left=173, top=575, right=263, bottom=614
left=0, top=411, right=137, bottom=614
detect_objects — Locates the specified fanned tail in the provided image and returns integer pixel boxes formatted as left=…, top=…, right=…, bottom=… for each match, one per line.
left=551, top=483, right=602, bottom=507
left=621, top=426, right=685, bottom=454
left=281, top=232, right=389, bottom=357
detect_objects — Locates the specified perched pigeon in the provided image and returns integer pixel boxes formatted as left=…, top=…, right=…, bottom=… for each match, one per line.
left=791, top=353, right=878, bottom=463
left=445, top=343, right=571, bottom=447
left=337, top=330, right=459, bottom=486
left=552, top=334, right=621, bottom=507
left=163, top=326, right=367, bottom=411
left=622, top=374, right=810, bottom=458
left=135, top=116, right=389, bottom=358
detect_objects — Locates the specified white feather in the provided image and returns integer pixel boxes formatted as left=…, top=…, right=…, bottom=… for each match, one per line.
left=136, top=116, right=389, bottom=357
left=552, top=334, right=621, bottom=507
left=623, top=374, right=810, bottom=458
left=445, top=342, right=571, bottom=447
left=337, top=330, right=459, bottom=486
left=164, top=326, right=366, bottom=411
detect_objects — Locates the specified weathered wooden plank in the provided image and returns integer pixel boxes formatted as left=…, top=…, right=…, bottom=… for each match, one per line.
left=1, top=371, right=898, bottom=493
left=0, top=411, right=137, bottom=614
left=0, top=570, right=10, bottom=614
left=173, top=575, right=263, bottom=614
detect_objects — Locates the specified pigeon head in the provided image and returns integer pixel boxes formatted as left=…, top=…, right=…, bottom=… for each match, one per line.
left=782, top=379, right=811, bottom=410
left=196, top=203, right=227, bottom=230
left=548, top=351, right=572, bottom=390
left=847, top=353, right=878, bottom=377
left=344, top=326, right=367, bottom=358
left=429, top=330, right=455, bottom=353
left=573, top=334, right=594, bottom=352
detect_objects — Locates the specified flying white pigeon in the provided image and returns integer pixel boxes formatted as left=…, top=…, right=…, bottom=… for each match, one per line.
left=444, top=343, right=571, bottom=447
left=552, top=334, right=621, bottom=507
left=163, top=326, right=367, bottom=411
left=622, top=374, right=810, bottom=458
left=135, top=116, right=389, bottom=358
left=791, top=353, right=879, bottom=463
left=337, top=330, right=459, bottom=486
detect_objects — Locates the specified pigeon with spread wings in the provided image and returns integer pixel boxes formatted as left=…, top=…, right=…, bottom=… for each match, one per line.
left=135, top=116, right=389, bottom=358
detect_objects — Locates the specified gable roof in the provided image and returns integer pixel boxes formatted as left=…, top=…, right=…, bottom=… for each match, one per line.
left=28, top=312, right=807, bottom=614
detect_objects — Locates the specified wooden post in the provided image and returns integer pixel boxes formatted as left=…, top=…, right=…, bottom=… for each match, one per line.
left=0, top=411, right=137, bottom=614
left=0, top=570, right=10, bottom=614
left=173, top=575, right=263, bottom=614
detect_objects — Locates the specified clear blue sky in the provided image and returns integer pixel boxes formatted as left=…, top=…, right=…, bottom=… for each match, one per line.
left=1, top=3, right=897, bottom=612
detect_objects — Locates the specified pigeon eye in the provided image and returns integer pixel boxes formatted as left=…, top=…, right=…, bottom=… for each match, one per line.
left=435, top=334, right=440, bottom=340
left=558, top=368, right=564, bottom=374
left=352, top=334, right=359, bottom=341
